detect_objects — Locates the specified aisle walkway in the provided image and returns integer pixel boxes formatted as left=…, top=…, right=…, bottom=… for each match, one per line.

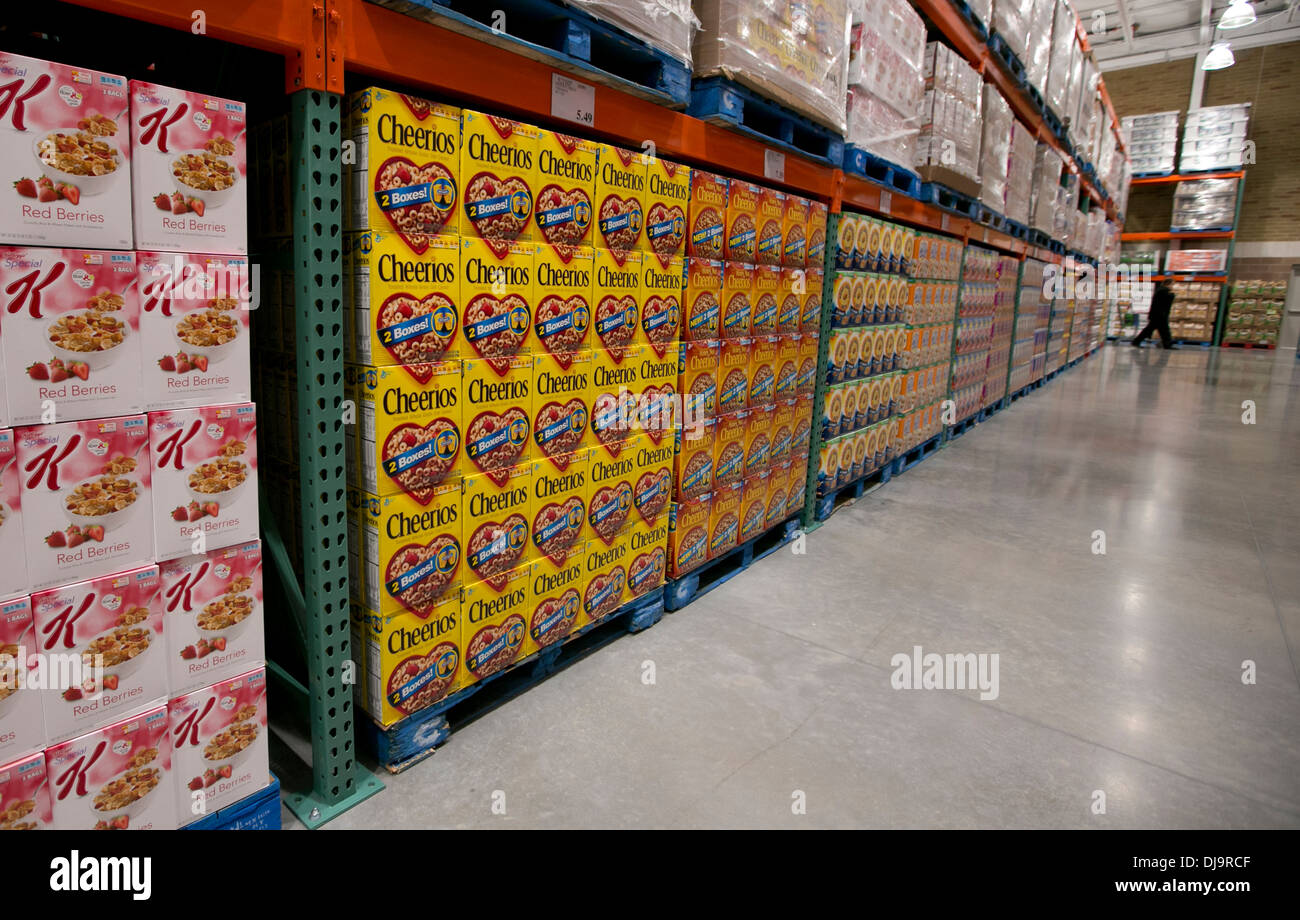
left=282, top=345, right=1300, bottom=828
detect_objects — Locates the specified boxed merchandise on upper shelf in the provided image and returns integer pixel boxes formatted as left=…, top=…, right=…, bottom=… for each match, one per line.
left=1043, top=0, right=1078, bottom=120
left=1004, top=121, right=1036, bottom=226
left=1179, top=103, right=1250, bottom=172
left=1171, top=177, right=1238, bottom=230
left=845, top=0, right=925, bottom=169
left=1122, top=111, right=1179, bottom=174
left=978, top=85, right=1013, bottom=213
left=567, top=0, right=699, bottom=65
left=1023, top=0, right=1055, bottom=94
left=916, top=42, right=983, bottom=196
left=991, top=0, right=1033, bottom=64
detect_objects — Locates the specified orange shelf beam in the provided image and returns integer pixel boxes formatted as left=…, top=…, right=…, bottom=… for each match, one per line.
left=1131, top=171, right=1244, bottom=185
left=1150, top=274, right=1227, bottom=282
left=1121, top=230, right=1234, bottom=240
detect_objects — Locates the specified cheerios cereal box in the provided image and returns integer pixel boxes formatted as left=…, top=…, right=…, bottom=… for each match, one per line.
left=0, top=247, right=141, bottom=426
left=356, top=360, right=462, bottom=499
left=0, top=596, right=42, bottom=761
left=0, top=750, right=52, bottom=830
left=716, top=337, right=751, bottom=416
left=360, top=480, right=462, bottom=619
left=636, top=348, right=679, bottom=445
left=464, top=464, right=533, bottom=588
left=765, top=460, right=790, bottom=526
left=784, top=461, right=807, bottom=518
left=525, top=544, right=584, bottom=654
left=801, top=267, right=823, bottom=332
left=462, top=354, right=532, bottom=481
left=592, top=247, right=640, bottom=356
left=720, top=261, right=754, bottom=339
left=747, top=334, right=778, bottom=409
left=687, top=169, right=728, bottom=260
left=531, top=447, right=588, bottom=561
left=774, top=334, right=800, bottom=402
left=625, top=513, right=668, bottom=601
left=532, top=349, right=591, bottom=463
left=682, top=257, right=722, bottom=343
left=782, top=195, right=809, bottom=268
left=679, top=338, right=719, bottom=422
left=362, top=589, right=461, bottom=726
left=31, top=565, right=164, bottom=744
left=644, top=157, right=689, bottom=264
left=46, top=702, right=174, bottom=830
left=129, top=81, right=246, bottom=254
left=630, top=439, right=673, bottom=527
left=532, top=242, right=592, bottom=356
left=579, top=538, right=628, bottom=628
left=744, top=403, right=774, bottom=475
left=667, top=493, right=710, bottom=578
left=806, top=201, right=828, bottom=268
left=586, top=440, right=637, bottom=547
left=461, top=564, right=531, bottom=687
left=639, top=254, right=683, bottom=353
left=707, top=479, right=742, bottom=560
left=836, top=212, right=857, bottom=269
left=460, top=111, right=539, bottom=251
left=724, top=179, right=760, bottom=263
left=353, top=230, right=461, bottom=365
left=533, top=130, right=596, bottom=252
left=16, top=415, right=152, bottom=591
left=754, top=187, right=785, bottom=267
left=712, top=410, right=747, bottom=490
left=797, top=333, right=818, bottom=396
left=593, top=144, right=646, bottom=257
left=777, top=268, right=802, bottom=334
left=739, top=471, right=769, bottom=543
left=347, top=88, right=460, bottom=244
left=0, top=53, right=132, bottom=250
left=770, top=399, right=796, bottom=467
left=159, top=540, right=264, bottom=696
left=673, top=415, right=714, bottom=502
left=461, top=236, right=535, bottom=369
left=0, top=431, right=26, bottom=600
left=751, top=263, right=781, bottom=335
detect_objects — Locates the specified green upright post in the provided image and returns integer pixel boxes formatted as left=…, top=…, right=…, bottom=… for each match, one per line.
left=1212, top=172, right=1247, bottom=346
left=801, top=214, right=840, bottom=532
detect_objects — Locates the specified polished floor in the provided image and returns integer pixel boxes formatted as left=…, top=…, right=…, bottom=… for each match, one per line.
left=276, top=344, right=1300, bottom=829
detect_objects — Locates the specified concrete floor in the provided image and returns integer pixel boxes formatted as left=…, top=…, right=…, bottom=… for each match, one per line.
left=276, top=344, right=1300, bottom=829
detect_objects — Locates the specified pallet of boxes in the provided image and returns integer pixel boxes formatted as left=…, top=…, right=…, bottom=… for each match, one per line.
left=1223, top=280, right=1284, bottom=347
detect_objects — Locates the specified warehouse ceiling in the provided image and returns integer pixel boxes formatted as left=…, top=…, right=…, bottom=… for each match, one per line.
left=1072, top=0, right=1300, bottom=69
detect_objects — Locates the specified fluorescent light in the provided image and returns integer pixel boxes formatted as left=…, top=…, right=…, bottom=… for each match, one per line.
left=1203, top=42, right=1235, bottom=70
left=1218, top=0, right=1257, bottom=30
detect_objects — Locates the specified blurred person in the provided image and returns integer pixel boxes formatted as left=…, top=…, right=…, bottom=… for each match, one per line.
left=1132, top=280, right=1176, bottom=349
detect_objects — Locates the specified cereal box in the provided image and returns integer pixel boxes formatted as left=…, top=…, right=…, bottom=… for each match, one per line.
left=836, top=213, right=857, bottom=269
left=533, top=130, right=596, bottom=252
left=739, top=471, right=769, bottom=543
left=679, top=338, right=719, bottom=421
left=137, top=251, right=252, bottom=410
left=159, top=540, right=264, bottom=696
left=713, top=409, right=748, bottom=490
left=717, top=337, right=751, bottom=415
left=130, top=81, right=247, bottom=254
left=531, top=448, right=587, bottom=563
left=460, top=111, right=539, bottom=252
left=644, top=157, right=690, bottom=264
left=148, top=402, right=257, bottom=561
left=462, top=354, right=532, bottom=482
left=821, top=385, right=842, bottom=439
left=806, top=201, right=828, bottom=268
left=744, top=403, right=774, bottom=475
left=349, top=230, right=461, bottom=366
left=674, top=415, right=714, bottom=501
left=708, top=479, right=742, bottom=559
left=782, top=195, right=809, bottom=268
left=586, top=443, right=636, bottom=547
left=347, top=88, right=460, bottom=243
left=801, top=267, right=823, bottom=332
left=0, top=750, right=52, bottom=830
left=765, top=461, right=790, bottom=527
left=580, top=538, right=628, bottom=628
left=816, top=437, right=840, bottom=496
left=751, top=263, right=781, bottom=335
left=682, top=257, right=722, bottom=343
left=831, top=272, right=853, bottom=327
left=593, top=144, right=646, bottom=256
left=360, top=480, right=462, bottom=619
left=754, top=187, right=786, bottom=266
left=0, top=247, right=140, bottom=425
left=362, top=589, right=461, bottom=726
left=667, top=494, right=710, bottom=578
left=771, top=399, right=795, bottom=466
left=532, top=348, right=591, bottom=464
left=590, top=343, right=642, bottom=455
left=636, top=344, right=680, bottom=445
left=725, top=179, right=760, bottom=263
left=533, top=242, right=593, bottom=356
left=31, top=566, right=164, bottom=744
left=0, top=53, right=132, bottom=249
left=639, top=254, right=683, bottom=353
left=777, top=268, right=802, bottom=333
left=461, top=236, right=535, bottom=371
left=592, top=247, right=640, bottom=355
left=774, top=334, right=800, bottom=402
left=525, top=543, right=584, bottom=654
left=720, top=261, right=753, bottom=339
left=687, top=170, right=728, bottom=260
left=462, top=565, right=530, bottom=685
left=464, top=464, right=533, bottom=586
left=797, top=333, right=818, bottom=396
left=630, top=442, right=673, bottom=527
left=0, top=430, right=25, bottom=600
left=748, top=334, right=778, bottom=408
left=0, top=596, right=43, bottom=761
left=16, top=415, right=152, bottom=591
left=625, top=515, right=668, bottom=600
left=169, top=666, right=268, bottom=824
left=46, top=703, right=174, bottom=830
left=356, top=360, right=462, bottom=499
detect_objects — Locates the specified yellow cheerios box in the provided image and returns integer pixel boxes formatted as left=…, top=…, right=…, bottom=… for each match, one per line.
left=579, top=538, right=629, bottom=629
left=636, top=343, right=680, bottom=444
left=460, top=110, right=540, bottom=248
left=640, top=253, right=684, bottom=351
left=626, top=512, right=669, bottom=601
left=594, top=144, right=648, bottom=255
left=362, top=589, right=462, bottom=727
left=755, top=186, right=786, bottom=266
left=534, top=130, right=597, bottom=251
left=532, top=349, right=592, bottom=461
left=360, top=481, right=463, bottom=620
left=464, top=464, right=534, bottom=587
left=725, top=178, right=761, bottom=263
left=525, top=544, right=585, bottom=654
left=461, top=564, right=532, bottom=686
left=630, top=438, right=674, bottom=527
left=460, top=236, right=536, bottom=366
left=462, top=353, right=533, bottom=479
left=644, top=157, right=691, bottom=264
left=352, top=229, right=462, bottom=365
left=532, top=243, right=593, bottom=355
left=751, top=263, right=782, bottom=335
left=806, top=201, right=828, bottom=269
left=782, top=194, right=809, bottom=268
left=356, top=360, right=463, bottom=499
left=592, top=247, right=641, bottom=355
left=586, top=435, right=640, bottom=546
left=530, top=446, right=589, bottom=565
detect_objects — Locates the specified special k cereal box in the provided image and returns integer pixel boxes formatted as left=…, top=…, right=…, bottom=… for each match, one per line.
left=586, top=441, right=636, bottom=547
left=708, top=480, right=742, bottom=559
left=751, top=263, right=781, bottom=335
left=745, top=404, right=773, bottom=475
left=347, top=88, right=460, bottom=243
left=460, top=111, right=539, bottom=250
left=579, top=539, right=628, bottom=628
left=361, top=480, right=461, bottom=619
left=533, top=243, right=592, bottom=355
left=169, top=666, right=268, bottom=825
left=644, top=157, right=689, bottom=264
left=532, top=349, right=591, bottom=463
left=357, top=360, right=462, bottom=499
left=159, top=540, right=264, bottom=696
left=748, top=335, right=778, bottom=409
left=782, top=195, right=809, bottom=268
left=630, top=440, right=673, bottom=528
left=129, top=81, right=247, bottom=254
left=0, top=247, right=140, bottom=425
left=717, top=338, right=751, bottom=416
left=625, top=513, right=668, bottom=601
left=461, top=236, right=535, bottom=369
left=525, top=543, right=584, bottom=654
left=531, top=448, right=587, bottom=564
left=777, top=268, right=802, bottom=333
left=148, top=402, right=257, bottom=561
left=31, top=566, right=164, bottom=744
left=806, top=201, right=828, bottom=268
left=639, top=254, right=683, bottom=353
left=679, top=338, right=719, bottom=421
left=0, top=596, right=42, bottom=760
left=754, top=187, right=786, bottom=266
left=593, top=144, right=646, bottom=256
left=801, top=268, right=823, bottom=332
left=533, top=130, right=596, bottom=252
left=687, top=169, right=728, bottom=260
left=362, top=589, right=462, bottom=726
left=17, top=415, right=152, bottom=591
left=682, top=257, right=721, bottom=343
left=463, top=354, right=533, bottom=479
left=462, top=564, right=530, bottom=686
left=464, top=465, right=533, bottom=591
left=720, top=261, right=754, bottom=339
left=0, top=53, right=132, bottom=250
left=592, top=247, right=640, bottom=355
left=667, top=494, right=710, bottom=578
left=0, top=750, right=52, bottom=830
left=674, top=415, right=714, bottom=501
left=739, top=471, right=768, bottom=542
left=352, top=230, right=461, bottom=366
left=724, top=179, right=760, bottom=263
left=0, top=431, right=25, bottom=599
left=713, top=408, right=747, bottom=489
left=46, top=703, right=175, bottom=830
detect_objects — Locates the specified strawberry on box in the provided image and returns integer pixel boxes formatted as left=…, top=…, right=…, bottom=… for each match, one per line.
left=169, top=667, right=268, bottom=827
left=31, top=565, right=164, bottom=744
left=129, top=81, right=247, bottom=254
left=0, top=247, right=142, bottom=426
left=0, top=429, right=26, bottom=599
left=0, top=596, right=44, bottom=761
left=45, top=702, right=175, bottom=830
left=160, top=540, right=264, bottom=696
left=148, top=402, right=257, bottom=561
left=15, top=415, right=153, bottom=591
left=0, top=52, right=133, bottom=250
left=0, top=750, right=53, bottom=830
left=137, top=251, right=252, bottom=410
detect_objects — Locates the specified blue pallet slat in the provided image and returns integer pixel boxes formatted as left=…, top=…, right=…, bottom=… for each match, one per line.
left=814, top=463, right=892, bottom=522
left=952, top=0, right=990, bottom=38
left=920, top=182, right=980, bottom=219
left=891, top=433, right=943, bottom=476
left=988, top=32, right=1028, bottom=86
left=184, top=776, right=282, bottom=830
left=665, top=515, right=802, bottom=611
left=688, top=77, right=845, bottom=165
left=842, top=145, right=923, bottom=197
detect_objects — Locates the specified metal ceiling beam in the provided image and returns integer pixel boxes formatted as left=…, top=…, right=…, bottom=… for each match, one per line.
left=1117, top=0, right=1137, bottom=47
left=1099, top=21, right=1300, bottom=68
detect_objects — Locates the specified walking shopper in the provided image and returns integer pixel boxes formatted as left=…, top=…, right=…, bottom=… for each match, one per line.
left=1132, top=280, right=1176, bottom=349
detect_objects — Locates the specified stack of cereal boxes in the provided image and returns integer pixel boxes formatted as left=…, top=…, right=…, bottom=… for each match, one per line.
left=670, top=173, right=823, bottom=578
left=893, top=229, right=960, bottom=456
left=343, top=89, right=677, bottom=729
left=0, top=51, right=267, bottom=830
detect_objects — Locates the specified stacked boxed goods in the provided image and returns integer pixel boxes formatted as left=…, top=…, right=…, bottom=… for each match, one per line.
left=967, top=0, right=993, bottom=26
left=1045, top=277, right=1072, bottom=374
left=890, top=230, right=959, bottom=455
left=1166, top=250, right=1228, bottom=274
left=991, top=0, right=1033, bottom=64
left=916, top=43, right=983, bottom=197
left=979, top=85, right=1014, bottom=214
left=1023, top=0, right=1056, bottom=96
left=1070, top=55, right=1101, bottom=160
left=981, top=256, right=1019, bottom=408
left=1122, top=112, right=1179, bottom=175
left=1029, top=142, right=1063, bottom=235
left=1004, top=122, right=1037, bottom=226
left=1009, top=258, right=1051, bottom=389
left=693, top=0, right=852, bottom=132
left=948, top=246, right=997, bottom=424
left=1043, top=0, right=1077, bottom=120
left=845, top=0, right=926, bottom=168
left=567, top=0, right=698, bottom=64
left=1168, top=280, right=1222, bottom=342
left=1180, top=104, right=1250, bottom=173
left=1223, top=280, right=1285, bottom=346
left=1171, top=178, right=1238, bottom=231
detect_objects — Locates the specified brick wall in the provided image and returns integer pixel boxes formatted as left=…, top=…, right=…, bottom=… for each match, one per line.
left=1105, top=58, right=1196, bottom=119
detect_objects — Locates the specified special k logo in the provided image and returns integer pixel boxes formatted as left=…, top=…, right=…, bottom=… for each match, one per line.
left=0, top=71, right=52, bottom=130
left=164, top=560, right=211, bottom=613
left=4, top=260, right=67, bottom=318
left=54, top=740, right=107, bottom=800
left=137, top=101, right=188, bottom=153
left=22, top=433, right=80, bottom=491
left=40, top=591, right=96, bottom=651
left=172, top=696, right=216, bottom=749
left=154, top=418, right=202, bottom=469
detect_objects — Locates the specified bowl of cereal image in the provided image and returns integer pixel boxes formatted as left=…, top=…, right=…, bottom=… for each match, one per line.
left=32, top=131, right=124, bottom=198
left=185, top=457, right=250, bottom=509
left=171, top=148, right=240, bottom=210
left=195, top=592, right=257, bottom=644
left=172, top=306, right=241, bottom=363
left=201, top=718, right=260, bottom=771
left=63, top=472, right=143, bottom=533
left=89, top=761, right=163, bottom=825
left=46, top=309, right=130, bottom=372
left=77, top=621, right=155, bottom=686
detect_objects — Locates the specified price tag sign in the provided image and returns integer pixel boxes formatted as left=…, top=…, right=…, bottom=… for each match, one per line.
left=879, top=190, right=891, bottom=214
left=983, top=228, right=990, bottom=242
left=551, top=74, right=595, bottom=127
left=941, top=213, right=951, bottom=232
left=763, top=149, right=786, bottom=183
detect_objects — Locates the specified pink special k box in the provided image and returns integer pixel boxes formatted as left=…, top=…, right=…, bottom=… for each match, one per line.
left=0, top=429, right=26, bottom=599
left=31, top=565, right=165, bottom=745
left=0, top=595, right=44, bottom=761
left=148, top=402, right=257, bottom=561
left=160, top=540, right=264, bottom=696
left=129, top=81, right=247, bottom=254
left=0, top=246, right=142, bottom=425
left=138, top=251, right=252, bottom=410
left=45, top=702, right=175, bottom=830
left=0, top=749, right=53, bottom=829
left=169, top=666, right=267, bottom=826
left=16, top=415, right=153, bottom=591
left=0, top=52, right=133, bottom=250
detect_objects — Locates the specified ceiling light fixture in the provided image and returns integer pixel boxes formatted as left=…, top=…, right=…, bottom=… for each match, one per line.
left=1202, top=42, right=1236, bottom=69
left=1218, top=0, right=1257, bottom=30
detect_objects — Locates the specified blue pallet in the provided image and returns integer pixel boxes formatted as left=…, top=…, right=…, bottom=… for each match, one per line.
left=891, top=432, right=942, bottom=476
left=946, top=413, right=980, bottom=440
left=920, top=182, right=979, bottom=219
left=183, top=776, right=281, bottom=830
left=1028, top=228, right=1052, bottom=249
left=1025, top=81, right=1045, bottom=115
left=1048, top=239, right=1066, bottom=256
left=976, top=205, right=1009, bottom=233
left=842, top=145, right=923, bottom=197
left=363, top=589, right=664, bottom=772
left=665, top=514, right=802, bottom=611
left=1170, top=226, right=1233, bottom=234
left=1042, top=106, right=1064, bottom=140
left=988, top=32, right=1028, bottom=86
left=689, top=77, right=845, bottom=166
left=1131, top=170, right=1176, bottom=179
left=385, top=0, right=690, bottom=107
left=952, top=0, right=989, bottom=39
left=814, top=462, right=892, bottom=522
left=1004, top=218, right=1030, bottom=241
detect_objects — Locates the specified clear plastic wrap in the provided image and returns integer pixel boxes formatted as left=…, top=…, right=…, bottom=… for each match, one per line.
left=979, top=84, right=1013, bottom=211
left=1029, top=141, right=1062, bottom=234
left=1023, top=0, right=1055, bottom=94
left=991, top=0, right=1033, bottom=63
left=692, top=0, right=852, bottom=133
left=1171, top=177, right=1239, bottom=229
left=1044, top=0, right=1075, bottom=118
left=847, top=0, right=925, bottom=123
left=967, top=0, right=994, bottom=26
left=847, top=87, right=919, bottom=165
left=916, top=42, right=983, bottom=186
left=568, top=0, right=699, bottom=64
left=1121, top=111, right=1179, bottom=174
left=1179, top=103, right=1250, bottom=171
left=1004, top=120, right=1036, bottom=225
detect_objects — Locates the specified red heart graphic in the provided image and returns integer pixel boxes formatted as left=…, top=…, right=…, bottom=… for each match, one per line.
left=374, top=156, right=457, bottom=247
left=387, top=642, right=458, bottom=714
left=465, top=613, right=525, bottom=679
left=400, top=95, right=433, bottom=119
left=384, top=535, right=461, bottom=618
left=535, top=183, right=592, bottom=249
left=534, top=293, right=589, bottom=357
left=628, top=546, right=666, bottom=598
left=465, top=408, right=529, bottom=484
left=646, top=201, right=685, bottom=261
left=533, top=398, right=587, bottom=461
left=382, top=419, right=460, bottom=504
left=532, top=495, right=585, bottom=563
left=638, top=384, right=675, bottom=443
left=591, top=390, right=637, bottom=454
left=588, top=481, right=633, bottom=544
left=467, top=513, right=528, bottom=589
left=400, top=363, right=436, bottom=385
left=598, top=194, right=643, bottom=253
left=463, top=291, right=530, bottom=375
left=554, top=133, right=579, bottom=154
left=486, top=115, right=519, bottom=139
left=633, top=468, right=670, bottom=525
left=531, top=588, right=580, bottom=649
left=594, top=294, right=637, bottom=354
left=376, top=291, right=458, bottom=365
left=584, top=566, right=627, bottom=621
left=641, top=294, right=679, bottom=350
left=465, top=171, right=532, bottom=252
